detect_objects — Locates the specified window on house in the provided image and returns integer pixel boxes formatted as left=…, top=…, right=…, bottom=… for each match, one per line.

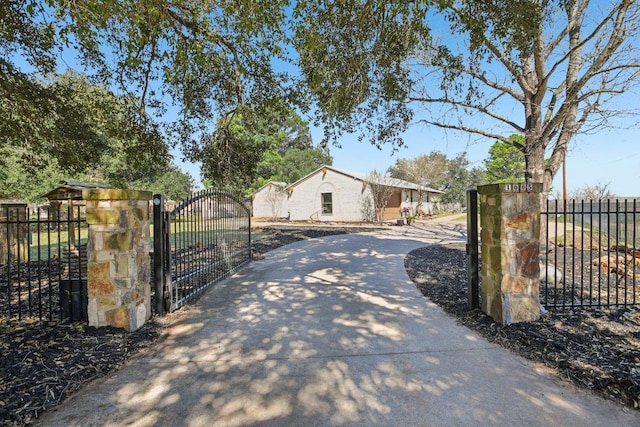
left=321, top=192, right=333, bottom=214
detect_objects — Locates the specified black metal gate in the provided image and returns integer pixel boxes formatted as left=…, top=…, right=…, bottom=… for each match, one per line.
left=152, top=189, right=251, bottom=314
left=541, top=199, right=639, bottom=308
left=466, top=189, right=480, bottom=310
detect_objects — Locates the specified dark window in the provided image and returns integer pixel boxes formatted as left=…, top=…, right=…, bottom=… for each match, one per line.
left=321, top=193, right=333, bottom=214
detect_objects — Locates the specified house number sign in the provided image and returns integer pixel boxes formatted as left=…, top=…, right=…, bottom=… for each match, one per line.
left=503, top=183, right=534, bottom=193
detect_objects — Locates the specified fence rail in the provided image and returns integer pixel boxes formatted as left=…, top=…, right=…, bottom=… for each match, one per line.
left=0, top=204, right=88, bottom=321
left=541, top=198, right=639, bottom=308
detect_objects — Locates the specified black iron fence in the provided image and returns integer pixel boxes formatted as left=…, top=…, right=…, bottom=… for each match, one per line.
left=0, top=203, right=88, bottom=321
left=541, top=199, right=639, bottom=308
left=153, top=189, right=251, bottom=314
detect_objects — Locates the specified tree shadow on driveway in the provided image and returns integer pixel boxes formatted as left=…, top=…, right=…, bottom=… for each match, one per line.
left=37, top=232, right=640, bottom=427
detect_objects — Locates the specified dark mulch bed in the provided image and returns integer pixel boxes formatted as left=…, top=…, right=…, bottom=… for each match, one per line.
left=3, top=224, right=638, bottom=425
left=405, top=242, right=640, bottom=411
left=0, top=319, right=163, bottom=425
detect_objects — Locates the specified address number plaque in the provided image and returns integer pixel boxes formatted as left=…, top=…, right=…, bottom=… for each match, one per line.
left=503, top=183, right=534, bottom=193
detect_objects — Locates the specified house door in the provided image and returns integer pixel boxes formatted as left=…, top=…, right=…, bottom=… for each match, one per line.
left=383, top=191, right=402, bottom=220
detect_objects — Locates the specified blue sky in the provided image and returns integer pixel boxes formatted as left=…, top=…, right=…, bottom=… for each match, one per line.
left=33, top=2, right=638, bottom=199
left=178, top=111, right=640, bottom=198
left=172, top=3, right=640, bottom=200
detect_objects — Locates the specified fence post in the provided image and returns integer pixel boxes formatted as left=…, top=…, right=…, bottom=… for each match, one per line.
left=466, top=189, right=479, bottom=310
left=478, top=183, right=543, bottom=325
left=84, top=189, right=153, bottom=331
left=152, top=194, right=166, bottom=316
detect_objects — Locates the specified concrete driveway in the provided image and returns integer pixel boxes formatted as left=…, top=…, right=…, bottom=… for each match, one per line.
left=37, top=224, right=639, bottom=426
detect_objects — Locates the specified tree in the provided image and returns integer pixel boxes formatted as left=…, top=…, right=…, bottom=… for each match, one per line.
left=293, top=1, right=430, bottom=149
left=420, top=1, right=640, bottom=193
left=571, top=182, right=615, bottom=200
left=1, top=1, right=60, bottom=161
left=236, top=105, right=317, bottom=186
left=264, top=183, right=287, bottom=220
left=440, top=153, right=485, bottom=205
left=387, top=151, right=484, bottom=208
left=0, top=146, right=68, bottom=202
left=483, top=136, right=526, bottom=184
left=1, top=66, right=168, bottom=176
left=1, top=72, right=110, bottom=174
left=277, top=148, right=332, bottom=184
left=203, top=104, right=330, bottom=193
left=199, top=107, right=279, bottom=192
left=296, top=1, right=640, bottom=195
left=365, top=171, right=396, bottom=223
left=388, top=152, right=449, bottom=189
left=247, top=146, right=332, bottom=194
left=0, top=71, right=193, bottom=202
left=388, top=151, right=450, bottom=214
left=0, top=137, right=192, bottom=203
left=3, top=1, right=294, bottom=176
left=130, top=165, right=194, bottom=201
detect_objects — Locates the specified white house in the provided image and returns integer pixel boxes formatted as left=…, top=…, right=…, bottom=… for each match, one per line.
left=251, top=181, right=289, bottom=219
left=251, top=166, right=442, bottom=222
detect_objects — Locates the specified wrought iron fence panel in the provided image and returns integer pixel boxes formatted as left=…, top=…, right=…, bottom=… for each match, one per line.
left=541, top=198, right=639, bottom=308
left=0, top=204, right=87, bottom=321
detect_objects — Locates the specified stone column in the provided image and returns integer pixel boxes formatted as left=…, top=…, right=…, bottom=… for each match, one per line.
left=84, top=189, right=152, bottom=331
left=0, top=203, right=29, bottom=264
left=478, top=183, right=543, bottom=325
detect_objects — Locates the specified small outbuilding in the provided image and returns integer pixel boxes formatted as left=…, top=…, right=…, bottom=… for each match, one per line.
left=41, top=181, right=113, bottom=285
left=41, top=180, right=112, bottom=202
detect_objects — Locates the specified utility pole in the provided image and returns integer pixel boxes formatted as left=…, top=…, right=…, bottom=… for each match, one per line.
left=562, top=157, right=567, bottom=201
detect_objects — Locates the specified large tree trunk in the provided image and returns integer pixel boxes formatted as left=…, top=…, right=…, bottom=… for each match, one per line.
left=524, top=139, right=553, bottom=247
left=524, top=141, right=548, bottom=189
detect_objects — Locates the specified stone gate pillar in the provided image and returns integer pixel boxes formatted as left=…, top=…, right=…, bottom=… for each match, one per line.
left=0, top=203, right=29, bottom=264
left=84, top=189, right=152, bottom=331
left=478, top=183, right=543, bottom=325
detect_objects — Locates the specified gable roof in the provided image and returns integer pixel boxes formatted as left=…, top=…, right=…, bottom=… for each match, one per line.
left=286, top=165, right=443, bottom=194
left=253, top=181, right=287, bottom=194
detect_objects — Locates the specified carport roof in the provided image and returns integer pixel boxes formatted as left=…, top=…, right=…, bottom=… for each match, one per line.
left=41, top=180, right=112, bottom=201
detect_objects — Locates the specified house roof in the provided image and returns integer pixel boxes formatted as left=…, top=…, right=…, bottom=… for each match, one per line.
left=253, top=181, right=288, bottom=195
left=286, top=165, right=443, bottom=194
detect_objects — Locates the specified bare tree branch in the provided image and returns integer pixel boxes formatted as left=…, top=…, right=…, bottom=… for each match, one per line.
left=409, top=96, right=523, bottom=132
left=449, top=6, right=533, bottom=95
left=417, top=119, right=513, bottom=145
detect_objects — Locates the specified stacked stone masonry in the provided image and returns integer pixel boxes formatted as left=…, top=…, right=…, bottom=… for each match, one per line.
left=478, top=183, right=543, bottom=325
left=84, top=189, right=152, bottom=332
left=0, top=204, right=29, bottom=264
